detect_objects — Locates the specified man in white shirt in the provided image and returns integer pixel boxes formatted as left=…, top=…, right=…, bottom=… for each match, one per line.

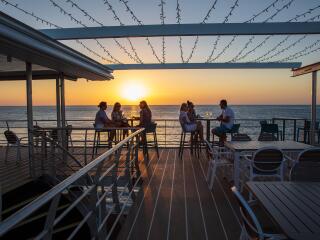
left=211, top=99, right=235, bottom=145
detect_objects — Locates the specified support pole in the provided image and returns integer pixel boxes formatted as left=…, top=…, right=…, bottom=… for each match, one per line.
left=60, top=73, right=66, bottom=128
left=26, top=62, right=34, bottom=177
left=310, top=71, right=317, bottom=145
left=56, top=77, right=61, bottom=128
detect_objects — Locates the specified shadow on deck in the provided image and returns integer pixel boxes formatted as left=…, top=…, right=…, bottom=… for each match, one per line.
left=118, top=148, right=241, bottom=240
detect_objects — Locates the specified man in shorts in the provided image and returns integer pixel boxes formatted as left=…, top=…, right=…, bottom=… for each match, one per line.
left=212, top=99, right=235, bottom=145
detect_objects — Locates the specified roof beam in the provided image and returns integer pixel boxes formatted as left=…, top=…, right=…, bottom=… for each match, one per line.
left=106, top=62, right=302, bottom=70
left=40, top=22, right=320, bottom=40
left=292, top=62, right=320, bottom=77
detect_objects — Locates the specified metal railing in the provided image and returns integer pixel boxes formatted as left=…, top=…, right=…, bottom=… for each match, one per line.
left=0, top=128, right=145, bottom=239
left=0, top=118, right=308, bottom=147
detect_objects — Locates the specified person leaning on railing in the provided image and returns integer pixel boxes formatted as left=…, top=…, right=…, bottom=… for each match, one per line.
left=212, top=99, right=235, bottom=146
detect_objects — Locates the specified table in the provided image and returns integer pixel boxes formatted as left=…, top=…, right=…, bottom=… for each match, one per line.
left=224, top=140, right=311, bottom=188
left=246, top=182, right=320, bottom=240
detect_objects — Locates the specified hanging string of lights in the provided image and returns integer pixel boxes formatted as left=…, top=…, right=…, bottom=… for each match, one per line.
left=65, top=0, right=143, bottom=64
left=118, top=0, right=162, bottom=63
left=183, top=0, right=219, bottom=63
left=48, top=0, right=138, bottom=63
left=159, top=0, right=166, bottom=63
left=253, top=12, right=320, bottom=62
left=278, top=39, right=320, bottom=62
left=206, top=0, right=240, bottom=63
left=0, top=0, right=119, bottom=64
left=229, top=0, right=295, bottom=62
left=176, top=0, right=185, bottom=63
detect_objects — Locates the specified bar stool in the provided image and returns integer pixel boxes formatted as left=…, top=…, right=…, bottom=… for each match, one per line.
left=178, top=125, right=200, bottom=159
left=143, top=122, right=159, bottom=158
left=92, top=124, right=111, bottom=158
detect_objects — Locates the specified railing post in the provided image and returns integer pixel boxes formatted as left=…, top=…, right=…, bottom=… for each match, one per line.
left=206, top=119, right=211, bottom=142
left=42, top=195, right=61, bottom=240
left=293, top=119, right=297, bottom=141
left=112, top=147, right=122, bottom=213
left=282, top=119, right=286, bottom=141
left=125, top=141, right=136, bottom=201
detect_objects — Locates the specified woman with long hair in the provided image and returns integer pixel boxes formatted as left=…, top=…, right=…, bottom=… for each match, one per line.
left=179, top=102, right=203, bottom=141
left=111, top=102, right=130, bottom=138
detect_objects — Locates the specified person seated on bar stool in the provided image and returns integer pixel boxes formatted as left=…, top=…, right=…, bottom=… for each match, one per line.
left=94, top=101, right=117, bottom=149
left=111, top=102, right=130, bottom=141
left=133, top=100, right=153, bottom=147
left=179, top=103, right=204, bottom=157
left=211, top=99, right=235, bottom=146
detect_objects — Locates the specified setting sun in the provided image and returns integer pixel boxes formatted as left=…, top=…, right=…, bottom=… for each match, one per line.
left=121, top=83, right=147, bottom=101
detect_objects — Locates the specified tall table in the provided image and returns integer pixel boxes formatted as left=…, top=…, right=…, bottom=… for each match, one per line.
left=246, top=182, right=320, bottom=240
left=224, top=140, right=311, bottom=188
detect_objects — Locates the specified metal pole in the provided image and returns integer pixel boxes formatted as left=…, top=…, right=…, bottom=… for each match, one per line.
left=56, top=77, right=61, bottom=128
left=60, top=73, right=66, bottom=128
left=26, top=62, right=34, bottom=177
left=310, top=71, right=317, bottom=145
left=60, top=73, right=68, bottom=157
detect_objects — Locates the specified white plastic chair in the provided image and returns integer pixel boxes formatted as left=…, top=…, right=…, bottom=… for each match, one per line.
left=231, top=186, right=287, bottom=240
left=205, top=140, right=233, bottom=190
left=240, top=147, right=285, bottom=191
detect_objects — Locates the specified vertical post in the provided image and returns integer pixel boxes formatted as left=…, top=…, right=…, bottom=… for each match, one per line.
left=311, top=71, right=317, bottom=145
left=60, top=73, right=68, bottom=157
left=206, top=119, right=210, bottom=142
left=60, top=73, right=66, bottom=128
left=26, top=62, right=34, bottom=177
left=56, top=77, right=61, bottom=128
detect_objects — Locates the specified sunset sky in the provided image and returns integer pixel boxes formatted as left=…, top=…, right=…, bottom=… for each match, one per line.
left=0, top=0, right=319, bottom=106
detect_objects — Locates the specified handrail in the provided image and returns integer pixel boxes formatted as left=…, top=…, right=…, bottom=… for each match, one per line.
left=0, top=128, right=144, bottom=236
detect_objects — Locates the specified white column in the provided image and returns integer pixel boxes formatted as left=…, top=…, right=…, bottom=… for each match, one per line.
left=56, top=77, right=61, bottom=128
left=60, top=73, right=66, bottom=128
left=310, top=71, right=317, bottom=145
left=26, top=62, right=34, bottom=177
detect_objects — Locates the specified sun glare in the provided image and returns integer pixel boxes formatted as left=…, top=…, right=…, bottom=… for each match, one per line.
left=121, top=83, right=147, bottom=101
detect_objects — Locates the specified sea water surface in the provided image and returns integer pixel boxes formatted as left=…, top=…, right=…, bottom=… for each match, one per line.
left=0, top=105, right=318, bottom=144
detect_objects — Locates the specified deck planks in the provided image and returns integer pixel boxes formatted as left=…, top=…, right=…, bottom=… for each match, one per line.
left=118, top=148, right=241, bottom=240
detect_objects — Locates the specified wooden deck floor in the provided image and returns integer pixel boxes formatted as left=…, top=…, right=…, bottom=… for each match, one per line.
left=118, top=148, right=241, bottom=240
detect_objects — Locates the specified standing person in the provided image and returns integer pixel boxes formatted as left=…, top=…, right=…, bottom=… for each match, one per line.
left=187, top=100, right=197, bottom=123
left=211, top=99, right=235, bottom=145
left=94, top=101, right=116, bottom=146
left=179, top=103, right=204, bottom=141
left=111, top=102, right=130, bottom=138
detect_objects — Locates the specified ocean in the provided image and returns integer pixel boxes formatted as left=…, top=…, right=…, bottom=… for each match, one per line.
left=0, top=105, right=318, bottom=144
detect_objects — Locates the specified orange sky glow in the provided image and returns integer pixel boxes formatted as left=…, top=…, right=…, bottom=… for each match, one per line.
left=0, top=69, right=318, bottom=106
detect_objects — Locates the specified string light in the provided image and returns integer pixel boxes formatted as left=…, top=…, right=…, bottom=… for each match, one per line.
left=253, top=12, right=320, bottom=62
left=48, top=0, right=135, bottom=64
left=159, top=0, right=166, bottom=63
left=0, top=0, right=118, bottom=64
left=118, top=0, right=162, bottom=63
left=206, top=0, right=240, bottom=63
left=207, top=0, right=283, bottom=63
left=230, top=0, right=295, bottom=62
left=278, top=39, right=320, bottom=62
